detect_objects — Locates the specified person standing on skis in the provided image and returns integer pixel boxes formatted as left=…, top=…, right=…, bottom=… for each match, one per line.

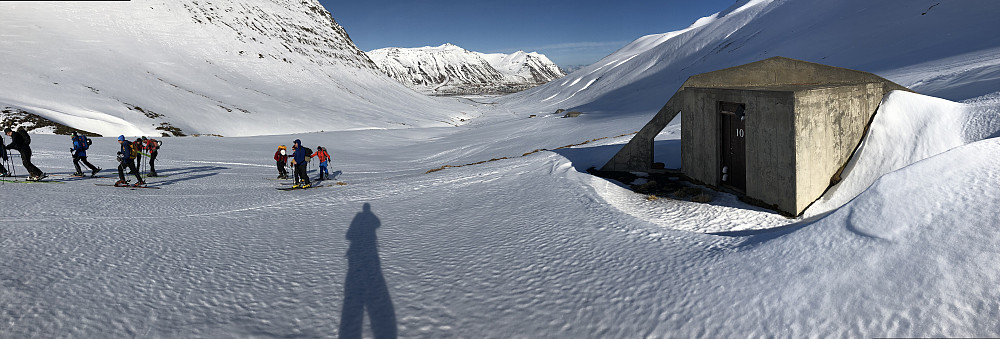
left=291, top=139, right=311, bottom=188
left=70, top=131, right=101, bottom=177
left=115, top=135, right=145, bottom=187
left=142, top=136, right=161, bottom=177
left=274, top=145, right=289, bottom=179
left=311, top=146, right=331, bottom=180
left=4, top=127, right=45, bottom=181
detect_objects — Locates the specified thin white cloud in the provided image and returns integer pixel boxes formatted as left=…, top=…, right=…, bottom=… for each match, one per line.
left=491, top=41, right=631, bottom=54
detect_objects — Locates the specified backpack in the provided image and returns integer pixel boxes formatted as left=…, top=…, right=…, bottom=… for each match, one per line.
left=17, top=127, right=29, bottom=145
left=303, top=147, right=313, bottom=161
left=76, top=135, right=90, bottom=150
left=131, top=142, right=141, bottom=159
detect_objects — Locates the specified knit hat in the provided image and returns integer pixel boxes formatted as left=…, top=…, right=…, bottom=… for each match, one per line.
left=118, top=135, right=126, bottom=141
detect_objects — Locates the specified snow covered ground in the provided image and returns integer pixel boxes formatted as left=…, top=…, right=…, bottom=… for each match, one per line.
left=3, top=0, right=1000, bottom=337
left=3, top=89, right=1000, bottom=337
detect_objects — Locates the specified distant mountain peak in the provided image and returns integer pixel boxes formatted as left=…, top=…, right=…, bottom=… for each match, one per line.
left=368, top=44, right=565, bottom=95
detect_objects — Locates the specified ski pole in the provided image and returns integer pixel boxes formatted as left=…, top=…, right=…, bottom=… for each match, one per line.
left=9, top=151, right=16, bottom=178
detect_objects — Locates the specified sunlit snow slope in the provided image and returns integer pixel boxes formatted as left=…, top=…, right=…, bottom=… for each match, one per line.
left=501, top=0, right=1000, bottom=117
left=0, top=0, right=470, bottom=137
left=1, top=91, right=999, bottom=337
left=3, top=0, right=1000, bottom=337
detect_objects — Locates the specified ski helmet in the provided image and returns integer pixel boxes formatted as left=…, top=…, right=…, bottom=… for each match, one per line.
left=118, top=135, right=126, bottom=141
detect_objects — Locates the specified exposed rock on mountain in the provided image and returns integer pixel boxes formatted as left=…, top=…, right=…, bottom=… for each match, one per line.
left=0, top=0, right=469, bottom=137
left=368, top=44, right=565, bottom=95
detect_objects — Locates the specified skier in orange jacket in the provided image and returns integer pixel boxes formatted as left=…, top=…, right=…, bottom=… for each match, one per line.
left=310, top=146, right=331, bottom=180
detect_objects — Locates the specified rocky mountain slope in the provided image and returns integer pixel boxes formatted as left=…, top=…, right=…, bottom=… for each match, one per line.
left=0, top=0, right=470, bottom=137
left=368, top=44, right=564, bottom=95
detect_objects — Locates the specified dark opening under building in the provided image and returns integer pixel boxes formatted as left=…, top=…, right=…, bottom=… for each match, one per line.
left=602, top=57, right=909, bottom=215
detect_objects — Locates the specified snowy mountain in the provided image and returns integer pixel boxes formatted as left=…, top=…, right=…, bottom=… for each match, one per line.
left=0, top=0, right=471, bottom=137
left=368, top=44, right=564, bottom=95
left=479, top=50, right=565, bottom=87
left=501, top=0, right=1000, bottom=116
left=4, top=0, right=1000, bottom=337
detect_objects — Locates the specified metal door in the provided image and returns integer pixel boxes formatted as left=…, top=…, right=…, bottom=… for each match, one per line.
left=719, top=102, right=746, bottom=191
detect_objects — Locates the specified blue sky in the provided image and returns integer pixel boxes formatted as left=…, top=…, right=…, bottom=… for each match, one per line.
left=318, top=0, right=739, bottom=68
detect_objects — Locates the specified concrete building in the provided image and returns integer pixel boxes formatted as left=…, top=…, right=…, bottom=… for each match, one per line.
left=601, top=57, right=909, bottom=215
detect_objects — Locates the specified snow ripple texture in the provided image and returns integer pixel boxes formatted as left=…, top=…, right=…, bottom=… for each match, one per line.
left=3, top=92, right=1000, bottom=338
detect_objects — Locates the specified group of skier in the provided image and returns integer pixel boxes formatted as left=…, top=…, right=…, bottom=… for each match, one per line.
left=113, top=135, right=161, bottom=187
left=3, top=128, right=331, bottom=189
left=274, top=139, right=331, bottom=189
left=0, top=126, right=161, bottom=187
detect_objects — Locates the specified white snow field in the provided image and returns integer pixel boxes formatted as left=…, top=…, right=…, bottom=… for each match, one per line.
left=2, top=91, right=999, bottom=337
left=3, top=0, right=1000, bottom=337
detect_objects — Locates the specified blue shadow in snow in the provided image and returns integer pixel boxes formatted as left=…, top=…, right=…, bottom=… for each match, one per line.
left=550, top=139, right=681, bottom=173
left=339, top=203, right=397, bottom=339
left=712, top=210, right=841, bottom=248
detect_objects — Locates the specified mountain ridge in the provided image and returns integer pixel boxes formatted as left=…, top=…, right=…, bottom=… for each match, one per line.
left=0, top=0, right=469, bottom=137
left=368, top=43, right=564, bottom=95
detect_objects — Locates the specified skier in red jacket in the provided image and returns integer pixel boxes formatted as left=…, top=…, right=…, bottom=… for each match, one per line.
left=274, top=145, right=289, bottom=179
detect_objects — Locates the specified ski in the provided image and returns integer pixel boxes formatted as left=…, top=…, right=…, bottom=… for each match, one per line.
left=94, top=183, right=161, bottom=189
left=276, top=181, right=345, bottom=190
left=0, top=179, right=64, bottom=184
left=51, top=174, right=108, bottom=178
left=276, top=185, right=324, bottom=191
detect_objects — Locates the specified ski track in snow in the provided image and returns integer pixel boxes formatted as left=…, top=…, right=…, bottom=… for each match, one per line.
left=0, top=133, right=742, bottom=338
left=5, top=86, right=1000, bottom=337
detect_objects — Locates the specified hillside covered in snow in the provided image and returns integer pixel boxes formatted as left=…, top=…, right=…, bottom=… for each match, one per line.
left=2, top=0, right=1000, bottom=337
left=368, top=43, right=564, bottom=95
left=502, top=0, right=1000, bottom=117
left=0, top=0, right=472, bottom=137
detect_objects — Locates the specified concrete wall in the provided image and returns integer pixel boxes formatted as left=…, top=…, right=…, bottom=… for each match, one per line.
left=599, top=56, right=907, bottom=215
left=601, top=57, right=908, bottom=173
left=681, top=88, right=797, bottom=212
left=601, top=95, right=682, bottom=171
left=792, top=83, right=886, bottom=213
left=681, top=57, right=910, bottom=91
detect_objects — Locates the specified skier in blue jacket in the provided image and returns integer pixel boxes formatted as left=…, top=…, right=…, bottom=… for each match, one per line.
left=70, top=131, right=101, bottom=177
left=115, top=135, right=145, bottom=187
left=291, top=139, right=311, bottom=188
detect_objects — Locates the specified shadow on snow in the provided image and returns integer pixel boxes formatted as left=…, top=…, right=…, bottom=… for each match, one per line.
left=339, top=203, right=397, bottom=339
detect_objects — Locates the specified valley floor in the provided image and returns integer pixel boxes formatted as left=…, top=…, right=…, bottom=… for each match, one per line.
left=2, top=92, right=1000, bottom=337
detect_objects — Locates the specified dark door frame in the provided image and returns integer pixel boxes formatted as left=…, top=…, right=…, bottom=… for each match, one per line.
left=719, top=101, right=747, bottom=192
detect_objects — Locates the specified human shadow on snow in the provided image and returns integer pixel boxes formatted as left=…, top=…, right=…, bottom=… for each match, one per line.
left=339, top=203, right=397, bottom=339
left=142, top=166, right=227, bottom=187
